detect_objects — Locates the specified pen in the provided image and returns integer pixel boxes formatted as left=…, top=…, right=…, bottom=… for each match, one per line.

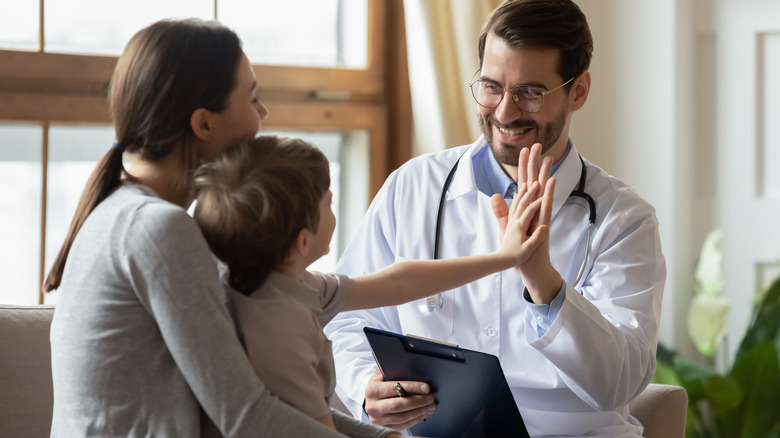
left=394, top=382, right=409, bottom=398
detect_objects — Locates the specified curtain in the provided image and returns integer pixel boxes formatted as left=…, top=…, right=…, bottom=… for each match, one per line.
left=403, top=0, right=503, bottom=156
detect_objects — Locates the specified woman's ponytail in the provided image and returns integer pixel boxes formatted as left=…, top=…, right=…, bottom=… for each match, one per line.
left=42, top=147, right=124, bottom=292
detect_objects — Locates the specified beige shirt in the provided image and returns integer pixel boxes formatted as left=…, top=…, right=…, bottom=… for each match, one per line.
left=227, top=271, right=353, bottom=419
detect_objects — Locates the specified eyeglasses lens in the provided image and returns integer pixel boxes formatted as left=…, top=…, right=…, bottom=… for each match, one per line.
left=470, top=81, right=543, bottom=113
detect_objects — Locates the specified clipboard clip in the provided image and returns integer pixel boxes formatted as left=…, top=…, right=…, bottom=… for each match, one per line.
left=403, top=336, right=465, bottom=362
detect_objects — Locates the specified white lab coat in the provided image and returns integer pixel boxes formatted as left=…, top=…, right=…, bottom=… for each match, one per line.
left=325, top=136, right=665, bottom=438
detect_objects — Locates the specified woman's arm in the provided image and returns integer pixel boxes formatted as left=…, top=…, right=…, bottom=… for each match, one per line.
left=343, top=180, right=552, bottom=312
left=331, top=409, right=405, bottom=438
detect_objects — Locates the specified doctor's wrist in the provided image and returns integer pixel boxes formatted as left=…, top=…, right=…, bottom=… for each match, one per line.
left=523, top=271, right=563, bottom=304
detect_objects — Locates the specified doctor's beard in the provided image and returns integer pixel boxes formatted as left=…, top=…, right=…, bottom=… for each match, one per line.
left=478, top=104, right=568, bottom=167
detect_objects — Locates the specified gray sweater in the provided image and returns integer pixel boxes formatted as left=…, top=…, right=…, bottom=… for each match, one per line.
left=50, top=184, right=390, bottom=437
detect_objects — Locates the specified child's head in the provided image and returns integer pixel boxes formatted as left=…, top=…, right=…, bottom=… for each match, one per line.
left=193, top=135, right=333, bottom=294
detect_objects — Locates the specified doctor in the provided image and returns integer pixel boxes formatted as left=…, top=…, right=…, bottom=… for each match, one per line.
left=324, top=0, right=665, bottom=437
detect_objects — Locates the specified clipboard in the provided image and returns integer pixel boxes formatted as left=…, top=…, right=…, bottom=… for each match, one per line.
left=363, top=327, right=529, bottom=438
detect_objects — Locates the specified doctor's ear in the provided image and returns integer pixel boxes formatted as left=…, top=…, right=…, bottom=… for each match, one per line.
left=190, top=108, right=219, bottom=142
left=568, top=71, right=591, bottom=112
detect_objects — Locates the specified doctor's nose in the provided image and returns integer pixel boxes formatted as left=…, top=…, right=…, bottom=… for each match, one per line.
left=493, top=91, right=526, bottom=125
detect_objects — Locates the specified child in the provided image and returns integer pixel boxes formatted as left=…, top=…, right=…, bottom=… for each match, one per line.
left=192, top=135, right=550, bottom=432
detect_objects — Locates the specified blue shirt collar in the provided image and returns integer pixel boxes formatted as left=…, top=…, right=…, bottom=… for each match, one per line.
left=472, top=140, right=573, bottom=198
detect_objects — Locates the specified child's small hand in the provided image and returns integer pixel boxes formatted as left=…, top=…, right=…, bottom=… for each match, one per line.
left=492, top=177, right=555, bottom=265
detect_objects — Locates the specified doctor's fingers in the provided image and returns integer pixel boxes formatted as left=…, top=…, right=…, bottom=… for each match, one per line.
left=366, top=376, right=431, bottom=399
left=366, top=395, right=436, bottom=431
left=517, top=147, right=531, bottom=184
left=538, top=155, right=553, bottom=193
left=538, top=177, right=556, bottom=227
left=525, top=143, right=543, bottom=187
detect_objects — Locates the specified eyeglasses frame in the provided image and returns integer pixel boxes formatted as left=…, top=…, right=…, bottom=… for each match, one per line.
left=468, top=70, right=576, bottom=113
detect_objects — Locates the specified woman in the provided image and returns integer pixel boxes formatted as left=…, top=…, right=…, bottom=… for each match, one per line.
left=44, top=19, right=397, bottom=437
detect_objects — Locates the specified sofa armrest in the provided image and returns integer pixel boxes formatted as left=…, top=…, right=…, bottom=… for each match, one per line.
left=0, top=305, right=55, bottom=438
left=629, top=383, right=688, bottom=438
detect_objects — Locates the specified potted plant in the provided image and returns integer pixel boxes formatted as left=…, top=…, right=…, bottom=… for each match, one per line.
left=653, top=230, right=780, bottom=437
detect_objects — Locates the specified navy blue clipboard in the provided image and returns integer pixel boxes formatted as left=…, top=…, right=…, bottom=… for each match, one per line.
left=364, top=327, right=529, bottom=438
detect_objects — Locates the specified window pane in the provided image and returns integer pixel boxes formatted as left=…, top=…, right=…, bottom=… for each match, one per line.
left=0, top=0, right=39, bottom=50
left=44, top=0, right=213, bottom=55
left=219, top=0, right=368, bottom=68
left=0, top=123, right=42, bottom=305
left=44, top=125, right=114, bottom=304
left=262, top=131, right=369, bottom=273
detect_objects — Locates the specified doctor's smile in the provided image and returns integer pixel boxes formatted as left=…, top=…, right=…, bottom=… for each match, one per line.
left=490, top=116, right=536, bottom=142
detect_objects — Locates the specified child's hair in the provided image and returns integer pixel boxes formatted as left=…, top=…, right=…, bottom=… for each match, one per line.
left=44, top=19, right=243, bottom=292
left=193, top=135, right=331, bottom=294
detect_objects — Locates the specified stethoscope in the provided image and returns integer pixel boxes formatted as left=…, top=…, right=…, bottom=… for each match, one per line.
left=426, top=150, right=596, bottom=312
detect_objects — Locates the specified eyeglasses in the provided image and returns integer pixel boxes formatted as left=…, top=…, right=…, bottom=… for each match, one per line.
left=468, top=70, right=576, bottom=113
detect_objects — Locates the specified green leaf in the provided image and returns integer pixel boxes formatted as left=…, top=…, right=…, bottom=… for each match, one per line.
left=703, top=375, right=741, bottom=414
left=737, top=278, right=780, bottom=363
left=651, top=360, right=682, bottom=386
left=685, top=404, right=703, bottom=437
left=673, top=354, right=719, bottom=382
left=670, top=355, right=718, bottom=404
left=656, top=342, right=677, bottom=367
left=717, top=342, right=780, bottom=438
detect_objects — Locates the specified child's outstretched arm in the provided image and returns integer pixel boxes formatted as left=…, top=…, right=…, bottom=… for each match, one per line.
left=344, top=179, right=554, bottom=311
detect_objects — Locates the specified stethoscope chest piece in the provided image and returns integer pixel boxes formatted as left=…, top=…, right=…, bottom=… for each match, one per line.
left=426, top=294, right=443, bottom=312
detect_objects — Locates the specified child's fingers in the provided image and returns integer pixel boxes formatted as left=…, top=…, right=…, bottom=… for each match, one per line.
left=512, top=197, right=543, bottom=233
left=491, top=193, right=509, bottom=237
left=512, top=181, right=539, bottom=220
left=522, top=224, right=550, bottom=253
left=507, top=184, right=522, bottom=219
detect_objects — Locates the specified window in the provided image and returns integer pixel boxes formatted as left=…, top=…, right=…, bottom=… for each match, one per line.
left=0, top=0, right=411, bottom=304
left=0, top=123, right=42, bottom=304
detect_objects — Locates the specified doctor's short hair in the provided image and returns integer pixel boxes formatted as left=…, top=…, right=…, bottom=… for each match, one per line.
left=477, top=0, right=593, bottom=88
left=192, top=135, right=330, bottom=295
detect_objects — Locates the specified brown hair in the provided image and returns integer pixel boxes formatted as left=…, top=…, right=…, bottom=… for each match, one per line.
left=193, top=136, right=331, bottom=295
left=478, top=0, right=593, bottom=88
left=43, top=19, right=243, bottom=292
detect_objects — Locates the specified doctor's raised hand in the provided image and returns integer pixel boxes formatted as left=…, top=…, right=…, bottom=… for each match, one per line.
left=491, top=143, right=562, bottom=305
left=362, top=179, right=549, bottom=430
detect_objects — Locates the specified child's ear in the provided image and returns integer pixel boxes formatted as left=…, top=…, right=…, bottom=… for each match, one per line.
left=293, top=228, right=311, bottom=258
left=190, top=108, right=217, bottom=142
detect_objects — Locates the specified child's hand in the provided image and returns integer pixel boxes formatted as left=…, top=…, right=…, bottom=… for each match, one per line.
left=492, top=177, right=555, bottom=266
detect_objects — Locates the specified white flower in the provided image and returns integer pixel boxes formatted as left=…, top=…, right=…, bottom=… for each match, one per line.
left=694, top=229, right=724, bottom=296
left=687, top=294, right=730, bottom=357
left=688, top=228, right=729, bottom=356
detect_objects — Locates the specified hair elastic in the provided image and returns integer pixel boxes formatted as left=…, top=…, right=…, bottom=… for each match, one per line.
left=112, top=142, right=125, bottom=153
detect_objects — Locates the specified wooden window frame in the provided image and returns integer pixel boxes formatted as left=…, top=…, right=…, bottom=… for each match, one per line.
left=0, top=0, right=411, bottom=302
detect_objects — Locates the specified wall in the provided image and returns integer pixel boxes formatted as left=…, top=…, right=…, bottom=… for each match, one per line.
left=575, top=0, right=698, bottom=357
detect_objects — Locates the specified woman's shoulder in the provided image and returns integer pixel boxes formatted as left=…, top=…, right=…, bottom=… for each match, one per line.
left=98, top=185, right=207, bottom=257
left=114, top=184, right=197, bottom=231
